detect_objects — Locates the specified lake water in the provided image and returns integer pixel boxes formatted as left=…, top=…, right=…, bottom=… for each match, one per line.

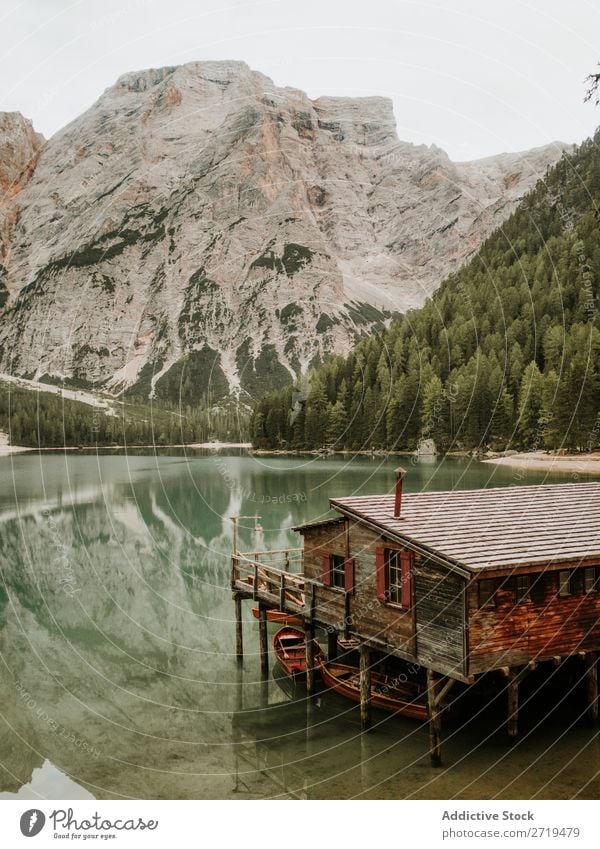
left=0, top=450, right=598, bottom=800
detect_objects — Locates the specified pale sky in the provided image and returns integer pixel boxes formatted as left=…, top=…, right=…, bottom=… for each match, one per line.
left=0, top=0, right=598, bottom=161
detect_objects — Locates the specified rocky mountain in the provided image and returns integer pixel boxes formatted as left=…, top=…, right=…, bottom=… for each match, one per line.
left=0, top=113, right=44, bottom=307
left=0, top=112, right=43, bottom=195
left=0, top=61, right=568, bottom=404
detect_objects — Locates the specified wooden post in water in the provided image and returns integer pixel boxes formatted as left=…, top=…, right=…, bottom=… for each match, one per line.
left=507, top=668, right=520, bottom=739
left=584, top=652, right=598, bottom=722
left=234, top=594, right=243, bottom=662
left=359, top=644, right=371, bottom=731
left=327, top=631, right=338, bottom=661
left=258, top=603, right=269, bottom=678
left=305, top=622, right=316, bottom=695
left=427, top=669, right=442, bottom=766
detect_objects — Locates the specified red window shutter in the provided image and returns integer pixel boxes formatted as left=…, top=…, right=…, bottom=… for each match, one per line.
left=400, top=550, right=412, bottom=608
left=321, top=553, right=332, bottom=586
left=375, top=547, right=386, bottom=602
left=344, top=558, right=355, bottom=593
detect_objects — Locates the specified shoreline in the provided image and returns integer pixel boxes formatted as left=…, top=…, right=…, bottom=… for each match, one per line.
left=0, top=442, right=252, bottom=456
left=2, top=443, right=599, bottom=475
left=0, top=445, right=36, bottom=456
left=482, top=451, right=600, bottom=475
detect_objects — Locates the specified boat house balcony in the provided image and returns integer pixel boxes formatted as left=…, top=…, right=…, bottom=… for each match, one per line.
left=231, top=547, right=349, bottom=631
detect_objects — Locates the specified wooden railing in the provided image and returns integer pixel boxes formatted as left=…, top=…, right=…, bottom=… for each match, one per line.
left=234, top=547, right=303, bottom=573
left=231, top=549, right=309, bottom=611
left=231, top=549, right=349, bottom=629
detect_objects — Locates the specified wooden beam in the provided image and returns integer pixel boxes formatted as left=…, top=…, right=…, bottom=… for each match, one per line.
left=584, top=652, right=598, bottom=723
left=234, top=594, right=243, bottom=662
left=327, top=631, right=338, bottom=661
left=306, top=622, right=316, bottom=695
left=279, top=572, right=285, bottom=611
left=359, top=644, right=372, bottom=731
left=258, top=603, right=268, bottom=678
left=427, top=668, right=442, bottom=767
left=351, top=634, right=473, bottom=684
left=507, top=667, right=520, bottom=739
left=344, top=591, right=351, bottom=639
left=434, top=677, right=457, bottom=708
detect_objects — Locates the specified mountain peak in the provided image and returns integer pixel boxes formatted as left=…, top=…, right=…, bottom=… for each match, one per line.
left=0, top=63, right=568, bottom=404
left=0, top=111, right=44, bottom=195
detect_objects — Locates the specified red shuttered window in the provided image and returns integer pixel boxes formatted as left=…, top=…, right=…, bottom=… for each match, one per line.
left=375, top=547, right=387, bottom=601
left=344, top=558, right=355, bottom=593
left=322, top=554, right=354, bottom=592
left=400, top=550, right=412, bottom=609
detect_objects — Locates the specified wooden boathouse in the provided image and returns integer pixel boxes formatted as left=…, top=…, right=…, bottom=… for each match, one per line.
left=231, top=472, right=600, bottom=764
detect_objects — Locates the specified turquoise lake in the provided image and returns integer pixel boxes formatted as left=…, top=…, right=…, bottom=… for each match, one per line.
left=0, top=451, right=598, bottom=799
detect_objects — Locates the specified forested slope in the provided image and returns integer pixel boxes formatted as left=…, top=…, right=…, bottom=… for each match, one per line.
left=0, top=381, right=246, bottom=447
left=251, top=131, right=600, bottom=452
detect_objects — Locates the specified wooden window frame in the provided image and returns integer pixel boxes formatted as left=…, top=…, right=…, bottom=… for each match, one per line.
left=529, top=572, right=546, bottom=605
left=331, top=553, right=346, bottom=589
left=322, top=553, right=355, bottom=593
left=558, top=569, right=572, bottom=598
left=387, top=549, right=403, bottom=605
left=478, top=578, right=497, bottom=608
left=584, top=566, right=599, bottom=594
left=376, top=546, right=412, bottom=609
left=515, top=574, right=531, bottom=603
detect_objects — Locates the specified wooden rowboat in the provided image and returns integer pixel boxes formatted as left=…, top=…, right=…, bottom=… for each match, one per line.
left=251, top=607, right=304, bottom=626
left=246, top=567, right=305, bottom=627
left=319, top=659, right=428, bottom=721
left=273, top=627, right=325, bottom=684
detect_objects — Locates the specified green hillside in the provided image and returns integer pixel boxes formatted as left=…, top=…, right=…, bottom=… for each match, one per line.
left=0, top=381, right=247, bottom=447
left=251, top=130, right=600, bottom=453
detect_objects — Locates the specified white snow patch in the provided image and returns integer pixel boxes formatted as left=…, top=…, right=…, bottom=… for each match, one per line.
left=106, top=355, right=146, bottom=390
left=0, top=373, right=117, bottom=415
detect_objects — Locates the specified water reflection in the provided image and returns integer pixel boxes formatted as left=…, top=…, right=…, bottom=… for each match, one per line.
left=0, top=451, right=598, bottom=799
left=0, top=761, right=94, bottom=800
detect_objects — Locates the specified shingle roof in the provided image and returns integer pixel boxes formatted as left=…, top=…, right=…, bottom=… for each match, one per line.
left=330, top=482, right=600, bottom=572
left=292, top=516, right=344, bottom=533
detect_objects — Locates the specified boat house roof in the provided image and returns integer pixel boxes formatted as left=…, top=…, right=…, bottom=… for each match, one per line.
left=330, top=482, right=600, bottom=573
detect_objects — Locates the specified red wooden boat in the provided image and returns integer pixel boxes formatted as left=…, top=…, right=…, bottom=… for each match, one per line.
left=319, top=659, right=428, bottom=721
left=251, top=607, right=304, bottom=626
left=273, top=627, right=325, bottom=684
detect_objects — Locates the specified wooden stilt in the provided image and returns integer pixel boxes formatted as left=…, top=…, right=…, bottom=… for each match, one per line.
left=427, top=668, right=442, bottom=766
left=584, top=652, right=598, bottom=722
left=327, top=631, right=338, bottom=661
left=258, top=603, right=268, bottom=677
left=305, top=691, right=316, bottom=747
left=305, top=622, right=316, bottom=695
left=507, top=668, right=520, bottom=739
left=234, top=594, right=243, bottom=662
left=235, top=662, right=244, bottom=713
left=359, top=644, right=371, bottom=731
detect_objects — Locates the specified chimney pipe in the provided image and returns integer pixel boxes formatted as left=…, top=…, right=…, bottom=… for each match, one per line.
left=394, top=467, right=406, bottom=518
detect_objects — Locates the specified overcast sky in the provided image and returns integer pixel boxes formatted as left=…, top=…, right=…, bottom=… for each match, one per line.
left=0, top=0, right=598, bottom=161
